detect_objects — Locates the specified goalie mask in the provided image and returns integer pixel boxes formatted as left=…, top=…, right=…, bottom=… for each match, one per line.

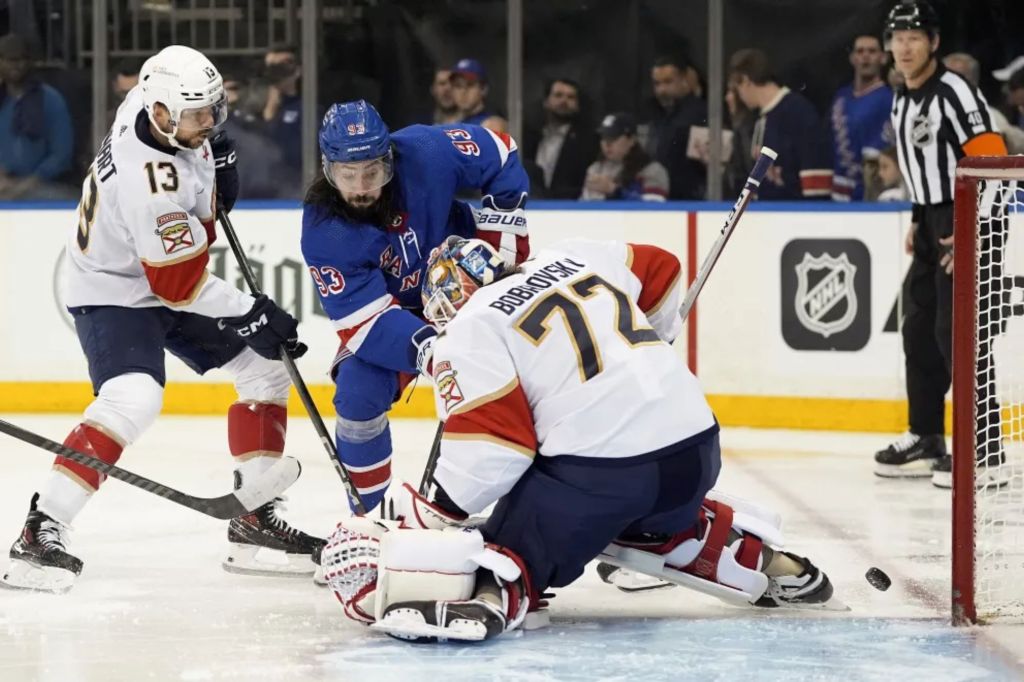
left=422, top=236, right=508, bottom=327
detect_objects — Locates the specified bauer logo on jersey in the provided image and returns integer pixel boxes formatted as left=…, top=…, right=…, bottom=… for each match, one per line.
left=433, top=360, right=465, bottom=412
left=780, top=239, right=871, bottom=351
left=155, top=219, right=195, bottom=255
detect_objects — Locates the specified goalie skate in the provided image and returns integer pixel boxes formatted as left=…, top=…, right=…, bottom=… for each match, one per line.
left=372, top=599, right=505, bottom=643
left=223, top=474, right=325, bottom=577
left=754, top=553, right=843, bottom=610
left=1, top=494, right=82, bottom=593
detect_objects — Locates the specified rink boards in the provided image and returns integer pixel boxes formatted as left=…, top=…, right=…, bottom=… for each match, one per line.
left=0, top=201, right=919, bottom=431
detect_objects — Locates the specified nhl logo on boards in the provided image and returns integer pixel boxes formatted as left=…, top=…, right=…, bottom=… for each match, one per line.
left=794, top=253, right=857, bottom=338
left=780, top=239, right=871, bottom=351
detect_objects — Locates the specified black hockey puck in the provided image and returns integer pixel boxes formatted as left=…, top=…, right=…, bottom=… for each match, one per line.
left=865, top=567, right=891, bottom=591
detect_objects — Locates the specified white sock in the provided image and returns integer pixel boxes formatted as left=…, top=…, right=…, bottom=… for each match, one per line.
left=37, top=470, right=93, bottom=525
left=235, top=454, right=279, bottom=483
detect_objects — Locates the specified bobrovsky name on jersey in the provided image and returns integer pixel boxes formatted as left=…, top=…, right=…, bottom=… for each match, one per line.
left=488, top=258, right=587, bottom=316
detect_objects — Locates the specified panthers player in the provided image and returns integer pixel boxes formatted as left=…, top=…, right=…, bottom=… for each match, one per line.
left=321, top=237, right=837, bottom=642
left=2, top=45, right=320, bottom=593
left=300, top=100, right=529, bottom=513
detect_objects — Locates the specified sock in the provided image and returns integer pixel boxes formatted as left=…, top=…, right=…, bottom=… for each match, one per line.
left=228, top=401, right=286, bottom=481
left=40, top=422, right=125, bottom=524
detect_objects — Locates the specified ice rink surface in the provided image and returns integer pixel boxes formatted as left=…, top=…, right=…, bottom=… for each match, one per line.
left=1, top=414, right=1022, bottom=682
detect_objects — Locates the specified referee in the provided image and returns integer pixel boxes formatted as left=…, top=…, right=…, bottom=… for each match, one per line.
left=873, top=1, right=1007, bottom=487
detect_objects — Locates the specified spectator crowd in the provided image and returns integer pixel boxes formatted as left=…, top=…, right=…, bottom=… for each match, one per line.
left=4, top=29, right=1024, bottom=204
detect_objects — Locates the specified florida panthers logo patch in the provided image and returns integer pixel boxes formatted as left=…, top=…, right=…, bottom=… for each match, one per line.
left=155, top=217, right=194, bottom=255
left=433, top=360, right=464, bottom=413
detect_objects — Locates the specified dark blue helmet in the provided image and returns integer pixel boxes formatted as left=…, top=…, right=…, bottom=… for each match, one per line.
left=318, top=99, right=391, bottom=163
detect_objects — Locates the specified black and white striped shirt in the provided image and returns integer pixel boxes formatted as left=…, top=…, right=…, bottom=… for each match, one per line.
left=891, top=63, right=996, bottom=205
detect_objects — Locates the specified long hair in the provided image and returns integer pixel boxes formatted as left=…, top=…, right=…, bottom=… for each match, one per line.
left=302, top=168, right=395, bottom=228
left=617, top=139, right=652, bottom=187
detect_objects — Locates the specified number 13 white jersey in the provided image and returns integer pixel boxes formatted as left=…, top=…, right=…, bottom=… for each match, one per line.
left=63, top=86, right=252, bottom=318
left=430, top=238, right=716, bottom=514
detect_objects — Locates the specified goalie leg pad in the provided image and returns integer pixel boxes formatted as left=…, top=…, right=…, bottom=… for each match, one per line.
left=605, top=498, right=841, bottom=610
left=611, top=500, right=775, bottom=602
left=322, top=519, right=526, bottom=632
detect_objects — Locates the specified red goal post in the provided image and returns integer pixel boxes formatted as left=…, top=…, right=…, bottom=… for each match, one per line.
left=952, top=155, right=1024, bottom=625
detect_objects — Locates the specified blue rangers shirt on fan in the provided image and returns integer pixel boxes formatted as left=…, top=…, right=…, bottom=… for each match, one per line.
left=828, top=81, right=893, bottom=201
left=301, top=113, right=529, bottom=510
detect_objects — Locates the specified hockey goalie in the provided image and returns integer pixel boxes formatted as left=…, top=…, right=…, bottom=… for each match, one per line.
left=321, top=236, right=840, bottom=642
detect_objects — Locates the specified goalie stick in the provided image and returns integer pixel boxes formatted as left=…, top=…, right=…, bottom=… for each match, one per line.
left=216, top=209, right=368, bottom=515
left=0, top=417, right=300, bottom=520
left=415, top=147, right=779, bottom=497
left=678, top=146, right=777, bottom=319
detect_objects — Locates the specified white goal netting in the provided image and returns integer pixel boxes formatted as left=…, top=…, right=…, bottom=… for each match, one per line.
left=970, top=177, right=1024, bottom=623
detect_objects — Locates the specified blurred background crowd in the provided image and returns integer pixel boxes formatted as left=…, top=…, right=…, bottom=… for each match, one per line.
left=1, top=0, right=1023, bottom=203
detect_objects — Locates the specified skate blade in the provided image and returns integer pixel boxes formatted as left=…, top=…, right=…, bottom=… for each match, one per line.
left=763, top=594, right=851, bottom=612
left=523, top=609, right=550, bottom=630
left=874, top=461, right=935, bottom=478
left=371, top=611, right=487, bottom=642
left=601, top=566, right=676, bottom=593
left=222, top=543, right=315, bottom=577
left=0, top=558, right=75, bottom=594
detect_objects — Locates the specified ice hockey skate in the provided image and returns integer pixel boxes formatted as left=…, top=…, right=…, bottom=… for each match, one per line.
left=753, top=553, right=836, bottom=609
left=223, top=472, right=325, bottom=577
left=1, top=493, right=83, bottom=593
left=931, top=452, right=1012, bottom=490
left=874, top=433, right=946, bottom=477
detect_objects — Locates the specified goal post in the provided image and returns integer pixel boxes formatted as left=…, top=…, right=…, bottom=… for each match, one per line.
left=952, top=155, right=1024, bottom=625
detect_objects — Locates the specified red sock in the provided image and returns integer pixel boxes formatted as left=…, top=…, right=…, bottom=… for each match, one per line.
left=228, top=402, right=287, bottom=460
left=55, top=423, right=125, bottom=491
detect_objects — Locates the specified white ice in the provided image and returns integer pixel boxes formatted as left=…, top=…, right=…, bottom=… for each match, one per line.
left=1, top=415, right=1022, bottom=681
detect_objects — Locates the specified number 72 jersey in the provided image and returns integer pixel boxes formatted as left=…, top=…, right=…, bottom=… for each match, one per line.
left=429, top=238, right=717, bottom=514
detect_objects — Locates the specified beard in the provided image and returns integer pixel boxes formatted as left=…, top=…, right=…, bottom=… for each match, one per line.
left=344, top=193, right=386, bottom=222
left=548, top=109, right=577, bottom=124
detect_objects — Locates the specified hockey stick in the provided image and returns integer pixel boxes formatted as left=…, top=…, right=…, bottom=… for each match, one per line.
left=216, top=209, right=368, bottom=515
left=0, top=418, right=300, bottom=520
left=678, top=146, right=777, bottom=319
left=414, top=149, right=779, bottom=499
left=418, top=421, right=445, bottom=495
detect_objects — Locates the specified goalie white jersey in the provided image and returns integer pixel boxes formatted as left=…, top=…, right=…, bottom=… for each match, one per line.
left=430, top=238, right=716, bottom=514
left=63, top=87, right=252, bottom=318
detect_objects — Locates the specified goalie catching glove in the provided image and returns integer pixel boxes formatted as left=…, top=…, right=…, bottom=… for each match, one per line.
left=321, top=517, right=532, bottom=642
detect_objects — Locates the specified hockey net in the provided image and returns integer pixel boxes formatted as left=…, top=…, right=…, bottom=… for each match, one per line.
left=952, top=156, right=1024, bottom=625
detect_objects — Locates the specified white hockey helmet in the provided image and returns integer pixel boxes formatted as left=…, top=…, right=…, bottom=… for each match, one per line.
left=139, top=45, right=227, bottom=149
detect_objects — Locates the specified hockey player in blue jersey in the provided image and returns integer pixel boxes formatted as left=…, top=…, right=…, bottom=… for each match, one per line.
left=300, top=100, right=530, bottom=511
